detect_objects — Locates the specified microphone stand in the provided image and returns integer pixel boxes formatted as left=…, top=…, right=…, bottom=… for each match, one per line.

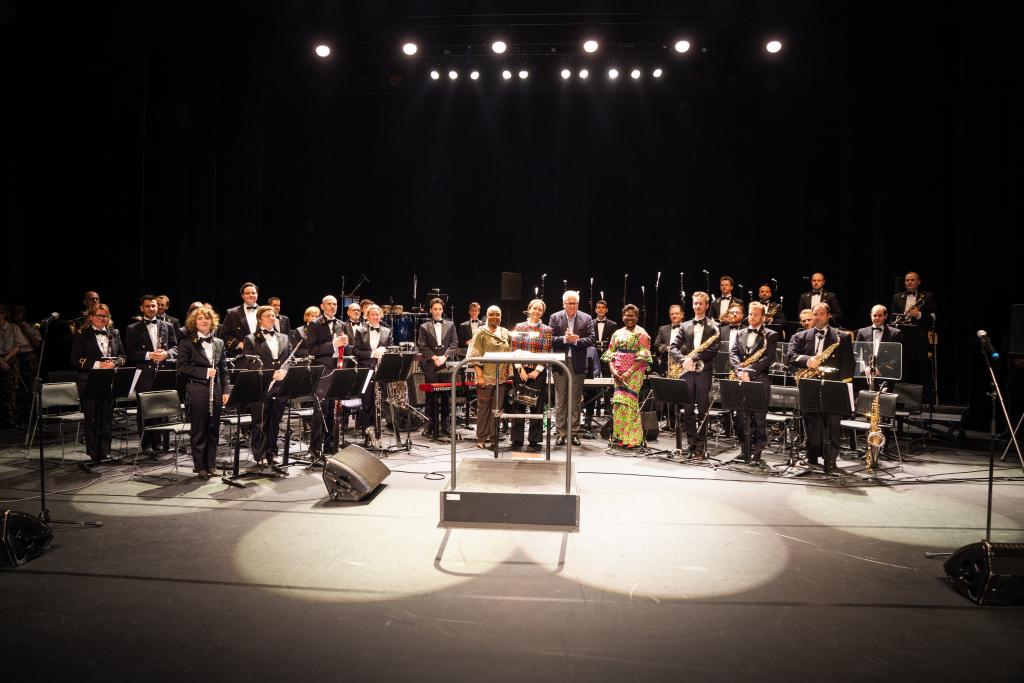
left=588, top=277, right=594, bottom=313
left=653, top=272, right=661, bottom=332
left=622, top=273, right=629, bottom=311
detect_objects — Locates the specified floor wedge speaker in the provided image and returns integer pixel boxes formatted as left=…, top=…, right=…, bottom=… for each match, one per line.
left=322, top=445, right=391, bottom=501
left=1, top=510, right=54, bottom=567
left=944, top=540, right=1024, bottom=606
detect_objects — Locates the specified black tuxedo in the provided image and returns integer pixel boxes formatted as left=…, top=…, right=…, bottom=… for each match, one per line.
left=301, top=316, right=347, bottom=455
left=593, top=317, right=619, bottom=351
left=418, top=318, right=459, bottom=435
left=786, top=326, right=855, bottom=470
left=798, top=290, right=843, bottom=324
left=242, top=330, right=291, bottom=461
left=126, top=317, right=178, bottom=450
left=351, top=325, right=394, bottom=430
left=890, top=290, right=935, bottom=399
left=759, top=300, right=787, bottom=327
left=458, top=319, right=483, bottom=347
left=669, top=318, right=721, bottom=452
left=176, top=335, right=230, bottom=471
left=274, top=314, right=291, bottom=336
left=728, top=327, right=778, bottom=458
left=711, top=294, right=744, bottom=321
left=855, top=324, right=904, bottom=345
left=654, top=323, right=682, bottom=361
left=70, top=327, right=126, bottom=462
left=220, top=304, right=259, bottom=353
left=890, top=290, right=936, bottom=323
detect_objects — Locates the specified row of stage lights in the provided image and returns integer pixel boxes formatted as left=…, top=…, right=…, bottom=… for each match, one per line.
left=313, top=39, right=784, bottom=59
left=426, top=66, right=665, bottom=81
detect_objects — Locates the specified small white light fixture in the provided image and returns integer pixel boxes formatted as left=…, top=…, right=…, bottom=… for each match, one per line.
left=652, top=68, right=663, bottom=78
left=315, top=45, right=331, bottom=58
left=470, top=70, right=480, bottom=80
left=578, top=68, right=589, bottom=79
left=502, top=69, right=513, bottom=80
left=448, top=70, right=458, bottom=80
left=583, top=40, right=599, bottom=53
left=429, top=70, right=440, bottom=80
left=608, top=68, right=619, bottom=80
left=492, top=41, right=507, bottom=54
left=766, top=40, right=782, bottom=54
left=402, top=43, right=418, bottom=56
left=630, top=68, right=641, bottom=80
left=560, top=69, right=571, bottom=80
left=518, top=69, right=529, bottom=79
left=674, top=40, right=691, bottom=54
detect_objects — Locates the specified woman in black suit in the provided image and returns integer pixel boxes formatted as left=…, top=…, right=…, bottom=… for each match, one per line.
left=70, top=303, right=126, bottom=466
left=243, top=306, right=290, bottom=465
left=176, top=306, right=231, bottom=478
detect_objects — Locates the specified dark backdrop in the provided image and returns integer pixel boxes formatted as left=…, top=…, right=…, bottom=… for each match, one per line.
left=2, top=1, right=1018, bottom=427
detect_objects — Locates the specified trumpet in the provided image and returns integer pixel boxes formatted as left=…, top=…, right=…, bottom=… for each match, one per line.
left=892, top=293, right=926, bottom=325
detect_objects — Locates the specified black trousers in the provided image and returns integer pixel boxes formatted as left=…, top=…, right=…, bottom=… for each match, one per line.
left=804, top=413, right=842, bottom=465
left=510, top=370, right=548, bottom=445
left=186, top=381, right=221, bottom=471
left=81, top=397, right=114, bottom=462
left=734, top=381, right=771, bottom=455
left=421, top=361, right=451, bottom=435
left=357, top=378, right=378, bottom=430
left=252, top=396, right=285, bottom=460
left=681, top=370, right=713, bottom=451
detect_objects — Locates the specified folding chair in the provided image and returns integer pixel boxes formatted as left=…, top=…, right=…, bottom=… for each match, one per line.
left=28, top=382, right=86, bottom=462
left=131, top=390, right=190, bottom=480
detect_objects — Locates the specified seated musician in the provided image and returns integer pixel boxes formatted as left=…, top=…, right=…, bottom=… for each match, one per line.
left=509, top=299, right=553, bottom=451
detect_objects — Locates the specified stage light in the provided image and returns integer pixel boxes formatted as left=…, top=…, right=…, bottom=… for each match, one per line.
left=652, top=68, right=663, bottom=78
left=492, top=41, right=507, bottom=54
left=502, top=69, right=512, bottom=80
left=578, top=68, right=589, bottom=79
left=766, top=40, right=783, bottom=54
left=560, top=69, right=571, bottom=80
left=583, top=40, right=599, bottom=53
left=518, top=69, right=529, bottom=79
left=608, top=68, right=619, bottom=80
left=315, top=45, right=331, bottom=58
left=674, top=40, right=691, bottom=54
left=470, top=70, right=480, bottom=80
left=630, top=68, right=641, bottom=80
left=429, top=70, right=440, bottom=80
left=448, top=70, right=458, bottom=80
left=402, top=43, right=417, bottom=56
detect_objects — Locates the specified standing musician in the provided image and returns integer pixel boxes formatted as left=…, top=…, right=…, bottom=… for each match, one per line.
left=417, top=297, right=459, bottom=439
left=70, top=304, right=125, bottom=467
left=509, top=299, right=554, bottom=451
left=176, top=306, right=230, bottom=478
left=653, top=304, right=684, bottom=428
left=591, top=299, right=618, bottom=415
left=268, top=297, right=291, bottom=336
left=290, top=306, right=321, bottom=348
left=220, top=282, right=261, bottom=354
left=457, top=302, right=483, bottom=347
left=798, top=272, right=843, bottom=325
left=712, top=276, right=744, bottom=321
left=669, top=292, right=721, bottom=458
left=786, top=302, right=855, bottom=473
left=155, top=295, right=180, bottom=336
left=718, top=302, right=746, bottom=348
left=890, top=271, right=937, bottom=401
left=126, top=294, right=178, bottom=456
left=304, top=295, right=349, bottom=457
left=856, top=305, right=904, bottom=380
left=342, top=302, right=364, bottom=339
left=549, top=290, right=595, bottom=448
left=242, top=306, right=290, bottom=466
left=467, top=305, right=511, bottom=449
left=350, top=304, right=392, bottom=446
left=757, top=283, right=787, bottom=328
left=729, top=302, right=778, bottom=463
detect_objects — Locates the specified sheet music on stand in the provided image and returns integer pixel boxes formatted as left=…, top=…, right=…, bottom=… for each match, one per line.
left=853, top=341, right=903, bottom=381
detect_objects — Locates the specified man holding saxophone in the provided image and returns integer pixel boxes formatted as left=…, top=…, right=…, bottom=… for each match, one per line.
left=669, top=292, right=720, bottom=458
left=728, top=302, right=778, bottom=463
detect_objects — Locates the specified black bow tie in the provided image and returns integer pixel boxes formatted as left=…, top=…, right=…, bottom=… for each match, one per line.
left=144, top=319, right=158, bottom=325
left=199, top=336, right=214, bottom=344
left=694, top=319, right=706, bottom=326
left=748, top=327, right=761, bottom=334
left=369, top=326, right=380, bottom=332
left=93, top=328, right=108, bottom=336
left=816, top=330, right=826, bottom=338
left=261, top=329, right=275, bottom=336
left=246, top=305, right=257, bottom=310
left=873, top=326, right=883, bottom=331
left=812, top=290, right=823, bottom=295
left=672, top=324, right=681, bottom=329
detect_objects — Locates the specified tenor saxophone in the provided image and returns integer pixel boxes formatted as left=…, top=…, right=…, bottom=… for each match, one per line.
left=794, top=331, right=852, bottom=381
left=728, top=335, right=768, bottom=381
left=865, top=385, right=886, bottom=471
left=669, top=331, right=720, bottom=378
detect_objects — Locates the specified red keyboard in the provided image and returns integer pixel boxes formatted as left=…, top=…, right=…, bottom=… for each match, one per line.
left=419, top=382, right=477, bottom=393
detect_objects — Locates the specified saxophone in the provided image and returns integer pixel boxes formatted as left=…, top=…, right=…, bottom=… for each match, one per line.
left=794, top=331, right=851, bottom=381
left=669, top=330, right=720, bottom=378
left=728, top=335, right=768, bottom=381
left=865, top=385, right=886, bottom=470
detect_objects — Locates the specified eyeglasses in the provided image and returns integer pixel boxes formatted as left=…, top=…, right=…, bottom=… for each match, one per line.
left=92, top=314, right=110, bottom=319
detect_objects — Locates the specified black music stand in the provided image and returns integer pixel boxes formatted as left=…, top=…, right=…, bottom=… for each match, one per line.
left=221, top=369, right=280, bottom=488
left=79, top=369, right=117, bottom=469
left=275, top=365, right=322, bottom=469
left=318, top=368, right=357, bottom=449
left=152, top=368, right=178, bottom=391
left=798, top=379, right=854, bottom=475
left=648, top=376, right=714, bottom=467
left=374, top=354, right=417, bottom=453
left=719, top=379, right=770, bottom=465
left=111, top=367, right=137, bottom=459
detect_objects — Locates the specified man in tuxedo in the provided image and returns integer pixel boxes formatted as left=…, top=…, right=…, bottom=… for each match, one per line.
left=670, top=292, right=721, bottom=457
left=268, top=297, right=291, bottom=336
left=718, top=302, right=746, bottom=349
left=126, top=294, right=178, bottom=456
left=155, top=295, right=181, bottom=335
left=417, top=297, right=459, bottom=439
left=653, top=304, right=684, bottom=428
left=890, top=271, right=937, bottom=401
left=242, top=306, right=291, bottom=466
left=856, top=305, right=904, bottom=380
left=342, top=302, right=364, bottom=339
left=220, top=282, right=260, bottom=354
left=712, top=276, right=744, bottom=322
left=786, top=302, right=855, bottom=473
left=757, top=283, right=787, bottom=329
left=798, top=272, right=843, bottom=325
left=351, top=304, right=393, bottom=445
left=729, top=302, right=779, bottom=463
left=70, top=304, right=125, bottom=466
left=549, top=290, right=595, bottom=447
left=457, top=302, right=483, bottom=347
left=591, top=299, right=618, bottom=416
left=304, top=295, right=349, bottom=457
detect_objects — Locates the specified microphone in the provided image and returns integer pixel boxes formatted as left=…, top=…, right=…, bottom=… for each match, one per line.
left=34, top=312, right=60, bottom=329
left=977, top=330, right=1000, bottom=360
left=701, top=269, right=709, bottom=276
left=655, top=271, right=662, bottom=288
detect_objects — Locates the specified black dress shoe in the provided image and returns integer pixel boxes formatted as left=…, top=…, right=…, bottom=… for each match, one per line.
left=571, top=435, right=582, bottom=447
left=510, top=441, right=524, bottom=449
left=141, top=447, right=157, bottom=459
left=527, top=443, right=542, bottom=452
left=555, top=435, right=567, bottom=447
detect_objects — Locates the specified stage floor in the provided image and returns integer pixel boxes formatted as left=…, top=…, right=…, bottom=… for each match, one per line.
left=2, top=426, right=1023, bottom=681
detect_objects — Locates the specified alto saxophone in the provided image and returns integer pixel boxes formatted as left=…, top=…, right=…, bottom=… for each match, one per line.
left=669, top=330, right=720, bottom=378
left=865, top=385, right=886, bottom=471
left=728, top=335, right=768, bottom=381
left=794, top=331, right=852, bottom=381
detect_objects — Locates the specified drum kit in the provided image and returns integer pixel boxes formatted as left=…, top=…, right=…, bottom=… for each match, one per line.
left=381, top=304, right=428, bottom=345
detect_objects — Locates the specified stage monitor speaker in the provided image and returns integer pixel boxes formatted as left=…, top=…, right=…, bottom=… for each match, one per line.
left=1010, top=304, right=1024, bottom=356
left=642, top=411, right=659, bottom=441
left=944, top=540, right=1024, bottom=606
left=0, top=509, right=53, bottom=567
left=322, top=446, right=391, bottom=501
left=500, top=272, right=523, bottom=302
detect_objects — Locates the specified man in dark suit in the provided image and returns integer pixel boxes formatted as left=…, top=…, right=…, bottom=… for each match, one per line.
left=155, top=295, right=181, bottom=337
left=457, top=302, right=483, bottom=347
left=786, top=302, right=855, bottom=473
left=670, top=292, right=721, bottom=457
left=798, top=272, right=843, bottom=325
left=856, top=305, right=905, bottom=380
left=70, top=304, right=125, bottom=466
left=890, top=271, right=937, bottom=401
left=711, top=275, right=744, bottom=322
left=219, top=282, right=260, bottom=354
left=268, top=297, right=292, bottom=336
left=591, top=299, right=618, bottom=416
left=653, top=304, right=683, bottom=428
left=728, top=302, right=779, bottom=463
left=351, top=304, right=393, bottom=445
left=417, top=297, right=459, bottom=439
left=549, top=291, right=595, bottom=447
left=304, top=295, right=349, bottom=457
left=242, top=305, right=291, bottom=465
left=341, top=302, right=364, bottom=340
left=126, top=294, right=178, bottom=455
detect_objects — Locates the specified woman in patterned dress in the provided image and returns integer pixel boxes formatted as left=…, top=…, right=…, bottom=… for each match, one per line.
left=601, top=304, right=652, bottom=448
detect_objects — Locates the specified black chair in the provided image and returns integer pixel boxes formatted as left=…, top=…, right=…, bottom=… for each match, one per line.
left=841, top=390, right=902, bottom=467
left=27, top=382, right=86, bottom=462
left=131, top=390, right=190, bottom=480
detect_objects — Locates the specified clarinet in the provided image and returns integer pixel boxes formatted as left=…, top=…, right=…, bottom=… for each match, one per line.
left=208, top=339, right=216, bottom=417
left=266, top=339, right=303, bottom=393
